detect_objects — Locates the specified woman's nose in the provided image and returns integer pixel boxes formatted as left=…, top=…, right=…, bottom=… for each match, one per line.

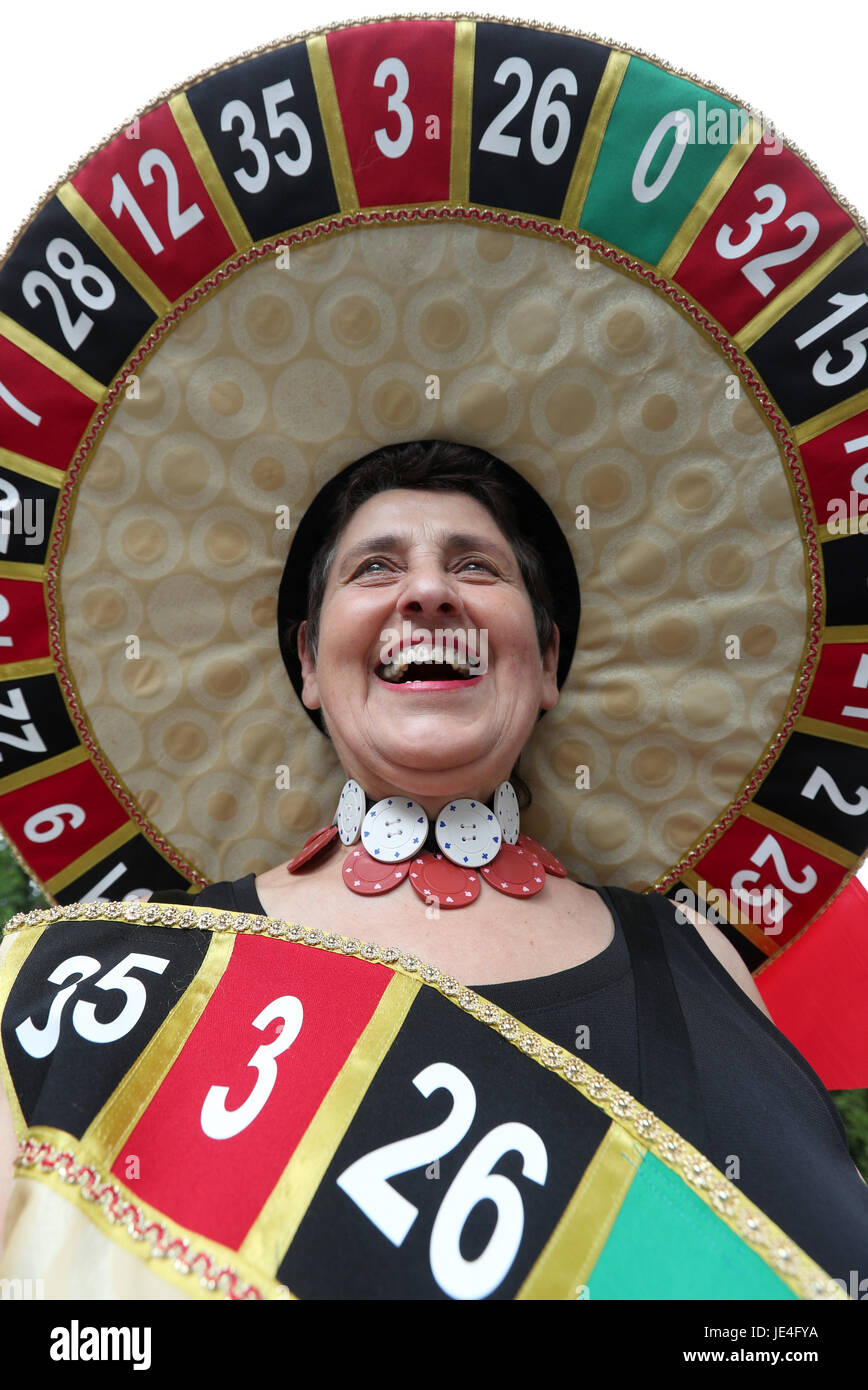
left=396, top=562, right=462, bottom=618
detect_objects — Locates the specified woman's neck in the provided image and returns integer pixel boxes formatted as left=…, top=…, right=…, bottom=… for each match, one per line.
left=353, top=782, right=500, bottom=819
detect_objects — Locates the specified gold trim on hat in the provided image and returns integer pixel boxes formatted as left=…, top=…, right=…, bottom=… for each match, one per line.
left=0, top=310, right=105, bottom=403
left=56, top=183, right=171, bottom=318
left=168, top=93, right=251, bottom=251
left=449, top=19, right=475, bottom=204
left=740, top=801, right=859, bottom=869
left=657, top=118, right=763, bottom=280
left=736, top=227, right=864, bottom=350
left=0, top=448, right=65, bottom=488
left=45, top=822, right=139, bottom=895
left=560, top=50, right=629, bottom=231
left=0, top=745, right=88, bottom=797
left=306, top=34, right=359, bottom=213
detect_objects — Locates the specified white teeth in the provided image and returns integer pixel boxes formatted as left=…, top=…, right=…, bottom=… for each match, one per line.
left=379, top=645, right=475, bottom=681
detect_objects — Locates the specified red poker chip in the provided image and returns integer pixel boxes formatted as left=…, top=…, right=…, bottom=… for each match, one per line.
left=343, top=847, right=410, bottom=895
left=481, top=842, right=546, bottom=898
left=409, top=853, right=480, bottom=908
left=287, top=824, right=340, bottom=873
left=516, top=832, right=567, bottom=877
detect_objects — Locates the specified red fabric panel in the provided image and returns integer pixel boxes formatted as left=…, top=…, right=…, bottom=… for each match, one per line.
left=0, top=335, right=95, bottom=469
left=115, top=933, right=394, bottom=1249
left=800, top=405, right=868, bottom=523
left=675, top=144, right=852, bottom=334
left=327, top=20, right=454, bottom=207
left=0, top=758, right=129, bottom=879
left=756, top=876, right=868, bottom=1089
left=0, top=578, right=49, bottom=663
left=72, top=104, right=235, bottom=302
left=695, top=816, right=842, bottom=946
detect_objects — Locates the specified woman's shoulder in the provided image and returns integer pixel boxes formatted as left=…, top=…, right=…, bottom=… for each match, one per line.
left=147, top=874, right=265, bottom=915
left=598, top=883, right=772, bottom=1015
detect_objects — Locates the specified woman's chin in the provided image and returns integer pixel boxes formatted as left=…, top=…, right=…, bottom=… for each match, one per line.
left=368, top=722, right=499, bottom=780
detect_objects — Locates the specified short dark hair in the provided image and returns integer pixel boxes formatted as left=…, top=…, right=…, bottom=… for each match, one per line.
left=302, top=440, right=557, bottom=664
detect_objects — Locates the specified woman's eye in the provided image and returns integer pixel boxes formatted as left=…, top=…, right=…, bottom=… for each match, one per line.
left=460, top=558, right=497, bottom=573
left=355, top=558, right=392, bottom=575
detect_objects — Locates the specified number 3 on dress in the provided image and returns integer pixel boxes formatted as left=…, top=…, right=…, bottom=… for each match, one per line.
left=200, top=995, right=303, bottom=1140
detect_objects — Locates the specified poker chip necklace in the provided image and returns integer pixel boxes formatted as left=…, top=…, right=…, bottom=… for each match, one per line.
left=286, top=779, right=566, bottom=908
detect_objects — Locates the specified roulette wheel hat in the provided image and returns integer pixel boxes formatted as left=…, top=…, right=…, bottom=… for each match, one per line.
left=1, top=16, right=867, bottom=1082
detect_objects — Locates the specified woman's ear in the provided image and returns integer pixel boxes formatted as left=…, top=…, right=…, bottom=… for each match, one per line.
left=297, top=620, right=321, bottom=711
left=540, top=623, right=560, bottom=713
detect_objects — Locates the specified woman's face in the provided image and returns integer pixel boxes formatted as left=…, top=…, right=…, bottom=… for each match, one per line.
left=297, top=488, right=559, bottom=811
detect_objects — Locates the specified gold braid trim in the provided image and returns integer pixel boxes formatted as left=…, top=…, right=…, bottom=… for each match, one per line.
left=12, top=1131, right=294, bottom=1302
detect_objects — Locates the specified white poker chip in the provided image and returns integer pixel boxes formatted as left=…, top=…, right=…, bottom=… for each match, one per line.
left=435, top=799, right=503, bottom=868
left=492, top=781, right=520, bottom=845
left=361, top=796, right=429, bottom=861
left=335, top=778, right=366, bottom=845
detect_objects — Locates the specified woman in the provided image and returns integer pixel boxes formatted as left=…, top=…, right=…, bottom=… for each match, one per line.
left=223, top=439, right=775, bottom=996
left=1, top=439, right=866, bottom=1299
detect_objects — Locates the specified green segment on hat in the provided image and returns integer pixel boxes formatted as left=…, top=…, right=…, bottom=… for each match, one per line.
left=581, top=59, right=749, bottom=264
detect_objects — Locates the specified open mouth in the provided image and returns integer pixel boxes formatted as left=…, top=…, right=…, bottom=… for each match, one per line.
left=375, top=645, right=484, bottom=684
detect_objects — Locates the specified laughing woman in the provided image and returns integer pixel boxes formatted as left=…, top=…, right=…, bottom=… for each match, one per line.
left=2, top=438, right=865, bottom=1300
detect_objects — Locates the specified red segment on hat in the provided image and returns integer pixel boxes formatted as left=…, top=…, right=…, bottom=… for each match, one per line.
left=516, top=832, right=566, bottom=878
left=343, top=846, right=410, bottom=896
left=481, top=842, right=546, bottom=898
left=287, top=824, right=340, bottom=873
left=408, top=853, right=480, bottom=909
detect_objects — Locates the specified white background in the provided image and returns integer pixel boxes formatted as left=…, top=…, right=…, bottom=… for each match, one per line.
left=2, top=0, right=867, bottom=885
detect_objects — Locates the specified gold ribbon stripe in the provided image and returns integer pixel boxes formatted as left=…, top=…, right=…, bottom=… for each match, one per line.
left=820, top=624, right=868, bottom=644
left=306, top=36, right=358, bottom=213
left=817, top=516, right=868, bottom=543
left=740, top=801, right=858, bottom=869
left=0, top=448, right=65, bottom=489
left=0, top=745, right=88, bottom=797
left=517, top=1121, right=641, bottom=1298
left=657, top=119, right=761, bottom=279
left=794, top=714, right=868, bottom=749
left=560, top=50, right=629, bottom=231
left=0, top=656, right=54, bottom=684
left=239, top=972, right=420, bottom=1274
left=736, top=228, right=864, bottom=351
left=168, top=94, right=251, bottom=251
left=45, top=821, right=139, bottom=895
left=449, top=20, right=475, bottom=204
left=0, top=311, right=104, bottom=403
left=79, top=932, right=236, bottom=1167
left=0, top=562, right=44, bottom=583
left=56, top=183, right=171, bottom=318
left=793, top=386, right=868, bottom=447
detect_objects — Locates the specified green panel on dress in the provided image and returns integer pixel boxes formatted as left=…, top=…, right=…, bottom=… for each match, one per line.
left=579, top=59, right=748, bottom=265
left=586, top=1153, right=798, bottom=1300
